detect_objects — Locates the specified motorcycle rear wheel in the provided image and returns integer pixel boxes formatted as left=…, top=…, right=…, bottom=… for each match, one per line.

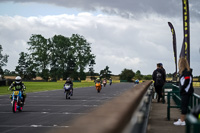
left=18, top=102, right=23, bottom=111
left=19, top=106, right=23, bottom=111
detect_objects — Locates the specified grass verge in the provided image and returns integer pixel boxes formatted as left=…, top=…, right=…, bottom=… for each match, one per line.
left=0, top=81, right=95, bottom=95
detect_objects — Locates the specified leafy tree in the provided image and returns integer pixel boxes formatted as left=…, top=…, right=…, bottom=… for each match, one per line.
left=50, top=35, right=71, bottom=80
left=135, top=70, right=143, bottom=80
left=26, top=34, right=96, bottom=81
left=27, top=34, right=50, bottom=81
left=120, top=69, right=135, bottom=82
left=40, top=69, right=49, bottom=81
left=143, top=75, right=152, bottom=80
left=166, top=73, right=173, bottom=78
left=100, top=66, right=112, bottom=79
left=15, top=52, right=36, bottom=80
left=4, top=69, right=10, bottom=75
left=70, top=34, right=95, bottom=80
left=79, top=71, right=86, bottom=80
left=88, top=59, right=96, bottom=80
left=65, top=55, right=78, bottom=80
left=0, top=44, right=9, bottom=76
left=0, top=67, right=3, bottom=77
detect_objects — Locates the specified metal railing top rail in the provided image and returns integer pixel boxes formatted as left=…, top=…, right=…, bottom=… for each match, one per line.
left=193, top=93, right=200, bottom=99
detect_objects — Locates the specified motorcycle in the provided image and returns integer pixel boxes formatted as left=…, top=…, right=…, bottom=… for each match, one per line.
left=11, top=90, right=24, bottom=113
left=109, top=80, right=112, bottom=86
left=95, top=82, right=102, bottom=93
left=64, top=84, right=73, bottom=99
left=103, top=80, right=107, bottom=87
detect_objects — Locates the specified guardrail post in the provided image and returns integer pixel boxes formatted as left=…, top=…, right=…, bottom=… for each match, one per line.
left=167, top=92, right=171, bottom=120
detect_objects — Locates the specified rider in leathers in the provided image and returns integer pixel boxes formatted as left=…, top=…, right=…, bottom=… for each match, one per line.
left=8, top=76, right=26, bottom=103
left=65, top=77, right=73, bottom=96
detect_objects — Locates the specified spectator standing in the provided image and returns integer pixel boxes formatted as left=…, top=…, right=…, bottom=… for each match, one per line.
left=160, top=63, right=166, bottom=76
left=152, top=63, right=166, bottom=102
left=159, top=63, right=167, bottom=101
left=173, top=57, right=194, bottom=126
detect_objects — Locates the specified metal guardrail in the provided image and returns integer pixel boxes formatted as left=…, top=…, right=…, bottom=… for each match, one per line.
left=52, top=81, right=153, bottom=133
left=163, top=83, right=200, bottom=121
left=185, top=114, right=200, bottom=133
left=128, top=83, right=153, bottom=133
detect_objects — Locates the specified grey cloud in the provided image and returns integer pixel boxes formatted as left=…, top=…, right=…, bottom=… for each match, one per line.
left=0, top=0, right=200, bottom=75
left=1, top=0, right=200, bottom=19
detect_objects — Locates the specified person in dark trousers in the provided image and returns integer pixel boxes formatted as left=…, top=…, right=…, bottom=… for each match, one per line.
left=173, top=57, right=194, bottom=126
left=152, top=63, right=166, bottom=102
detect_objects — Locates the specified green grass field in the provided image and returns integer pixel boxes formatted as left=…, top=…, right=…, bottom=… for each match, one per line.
left=0, top=81, right=96, bottom=95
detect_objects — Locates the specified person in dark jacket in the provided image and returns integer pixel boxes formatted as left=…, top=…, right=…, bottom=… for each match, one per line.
left=152, top=63, right=166, bottom=102
left=159, top=63, right=166, bottom=76
left=174, top=57, right=194, bottom=126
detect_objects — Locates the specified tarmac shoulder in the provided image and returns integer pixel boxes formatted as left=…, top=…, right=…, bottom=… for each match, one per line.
left=147, top=99, right=185, bottom=133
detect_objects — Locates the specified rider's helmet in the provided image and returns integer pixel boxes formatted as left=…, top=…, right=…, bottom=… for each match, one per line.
left=15, top=76, right=22, bottom=84
left=67, top=77, right=71, bottom=81
left=96, top=78, right=100, bottom=81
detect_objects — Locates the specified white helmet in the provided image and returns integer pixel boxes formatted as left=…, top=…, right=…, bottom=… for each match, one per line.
left=15, top=76, right=22, bottom=84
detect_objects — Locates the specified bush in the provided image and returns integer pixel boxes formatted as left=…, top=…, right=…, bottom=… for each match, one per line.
left=120, top=69, right=135, bottom=82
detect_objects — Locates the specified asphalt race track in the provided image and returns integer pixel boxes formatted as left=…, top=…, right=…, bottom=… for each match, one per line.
left=0, top=82, right=135, bottom=133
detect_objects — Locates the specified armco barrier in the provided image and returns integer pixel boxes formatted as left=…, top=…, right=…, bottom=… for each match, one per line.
left=52, top=80, right=153, bottom=133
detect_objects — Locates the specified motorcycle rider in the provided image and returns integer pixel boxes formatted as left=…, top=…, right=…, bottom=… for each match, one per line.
left=96, top=77, right=102, bottom=84
left=109, top=78, right=112, bottom=85
left=103, top=78, right=107, bottom=87
left=8, top=76, right=26, bottom=103
left=95, top=77, right=102, bottom=89
left=64, top=77, right=73, bottom=96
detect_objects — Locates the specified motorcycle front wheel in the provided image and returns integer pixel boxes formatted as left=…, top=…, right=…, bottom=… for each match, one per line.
left=66, top=92, right=70, bottom=99
left=12, top=101, right=17, bottom=113
left=97, top=88, right=101, bottom=93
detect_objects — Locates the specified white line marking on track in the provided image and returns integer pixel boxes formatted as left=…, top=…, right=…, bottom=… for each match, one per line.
left=0, top=104, right=99, bottom=106
left=0, top=125, right=69, bottom=128
left=25, top=104, right=99, bottom=107
left=0, top=112, right=87, bottom=115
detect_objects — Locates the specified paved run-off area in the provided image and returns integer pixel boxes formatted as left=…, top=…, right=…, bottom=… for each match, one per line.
left=147, top=88, right=200, bottom=133
left=0, top=83, right=135, bottom=133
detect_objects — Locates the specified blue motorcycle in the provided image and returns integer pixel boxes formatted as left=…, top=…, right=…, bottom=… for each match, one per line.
left=11, top=90, right=24, bottom=113
left=64, top=84, right=73, bottom=99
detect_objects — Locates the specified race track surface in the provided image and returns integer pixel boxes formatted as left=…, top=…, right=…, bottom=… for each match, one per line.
left=0, top=83, right=135, bottom=133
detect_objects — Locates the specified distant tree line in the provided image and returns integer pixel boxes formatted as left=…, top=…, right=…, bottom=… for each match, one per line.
left=1, top=38, right=200, bottom=82
left=119, top=69, right=152, bottom=82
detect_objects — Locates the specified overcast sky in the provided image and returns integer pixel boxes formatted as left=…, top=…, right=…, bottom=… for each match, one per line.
left=0, top=0, right=200, bottom=76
